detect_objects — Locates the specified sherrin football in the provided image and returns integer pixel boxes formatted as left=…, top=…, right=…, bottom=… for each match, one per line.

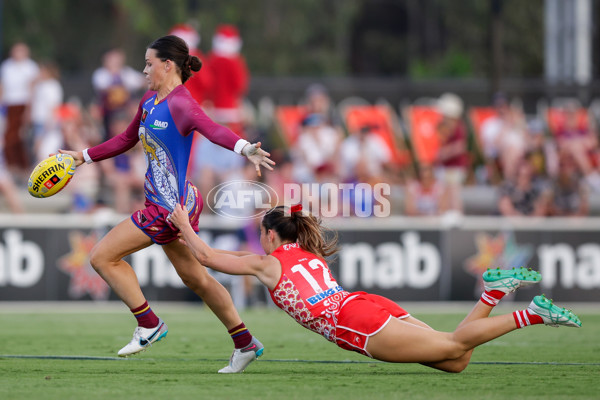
left=28, top=154, right=76, bottom=198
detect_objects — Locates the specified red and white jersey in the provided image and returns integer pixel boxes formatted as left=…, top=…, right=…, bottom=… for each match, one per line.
left=269, top=243, right=350, bottom=343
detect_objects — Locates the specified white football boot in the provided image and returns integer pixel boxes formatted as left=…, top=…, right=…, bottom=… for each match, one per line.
left=118, top=319, right=168, bottom=357
left=218, top=337, right=264, bottom=373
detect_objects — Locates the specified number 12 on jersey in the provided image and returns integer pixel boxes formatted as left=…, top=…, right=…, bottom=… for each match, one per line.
left=291, top=258, right=344, bottom=305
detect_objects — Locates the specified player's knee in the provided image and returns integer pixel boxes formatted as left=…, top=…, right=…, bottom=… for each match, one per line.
left=88, top=247, right=104, bottom=272
left=89, top=245, right=117, bottom=273
left=176, top=268, right=210, bottom=291
left=442, top=360, right=468, bottom=373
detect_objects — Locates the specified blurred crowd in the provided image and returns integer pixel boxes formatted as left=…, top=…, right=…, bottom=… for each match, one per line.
left=1, top=25, right=598, bottom=219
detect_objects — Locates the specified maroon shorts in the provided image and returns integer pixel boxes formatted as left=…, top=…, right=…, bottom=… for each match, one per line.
left=335, top=292, right=410, bottom=357
left=131, top=183, right=203, bottom=245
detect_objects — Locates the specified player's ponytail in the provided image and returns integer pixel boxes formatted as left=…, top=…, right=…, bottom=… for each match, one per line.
left=262, top=205, right=339, bottom=259
left=148, top=35, right=201, bottom=84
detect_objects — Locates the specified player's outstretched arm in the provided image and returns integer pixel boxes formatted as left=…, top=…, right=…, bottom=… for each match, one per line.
left=168, top=204, right=269, bottom=278
left=241, top=142, right=275, bottom=177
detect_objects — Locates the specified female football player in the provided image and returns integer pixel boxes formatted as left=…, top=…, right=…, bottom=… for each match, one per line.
left=59, top=35, right=274, bottom=373
left=168, top=203, right=581, bottom=373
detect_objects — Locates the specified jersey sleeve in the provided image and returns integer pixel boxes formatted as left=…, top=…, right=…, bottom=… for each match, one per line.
left=87, top=92, right=151, bottom=162
left=170, top=88, right=245, bottom=152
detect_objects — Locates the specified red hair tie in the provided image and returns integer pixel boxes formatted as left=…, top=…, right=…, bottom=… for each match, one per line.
left=290, top=204, right=303, bottom=214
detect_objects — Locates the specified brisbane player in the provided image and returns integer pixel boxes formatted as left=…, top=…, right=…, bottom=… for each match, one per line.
left=59, top=35, right=274, bottom=373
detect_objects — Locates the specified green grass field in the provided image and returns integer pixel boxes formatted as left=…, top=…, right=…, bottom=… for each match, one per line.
left=1, top=303, right=598, bottom=400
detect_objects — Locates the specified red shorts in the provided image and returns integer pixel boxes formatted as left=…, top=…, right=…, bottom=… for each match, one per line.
left=131, top=183, right=203, bottom=245
left=335, top=292, right=410, bottom=357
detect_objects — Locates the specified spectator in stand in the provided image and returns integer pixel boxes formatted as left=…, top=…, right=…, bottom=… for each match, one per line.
left=92, top=48, right=146, bottom=141
left=404, top=164, right=453, bottom=216
left=339, top=124, right=392, bottom=184
left=292, top=113, right=342, bottom=184
left=0, top=42, right=39, bottom=178
left=526, top=118, right=558, bottom=180
left=204, top=24, right=249, bottom=136
left=30, top=61, right=64, bottom=163
left=0, top=112, right=24, bottom=213
left=302, top=83, right=342, bottom=130
left=480, top=93, right=529, bottom=182
left=549, top=153, right=589, bottom=217
left=554, top=101, right=600, bottom=192
left=497, top=156, right=551, bottom=217
left=435, top=93, right=468, bottom=212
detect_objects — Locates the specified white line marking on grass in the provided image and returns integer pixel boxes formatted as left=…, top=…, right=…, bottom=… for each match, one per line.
left=1, top=355, right=599, bottom=366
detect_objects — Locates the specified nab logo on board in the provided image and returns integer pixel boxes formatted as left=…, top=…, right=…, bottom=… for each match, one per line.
left=0, top=230, right=44, bottom=288
left=339, top=232, right=441, bottom=290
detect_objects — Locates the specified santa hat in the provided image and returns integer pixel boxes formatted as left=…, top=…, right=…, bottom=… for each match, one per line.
left=169, top=23, right=200, bottom=50
left=212, top=24, right=242, bottom=56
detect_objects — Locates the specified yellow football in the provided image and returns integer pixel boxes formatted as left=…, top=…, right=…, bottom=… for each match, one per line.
left=28, top=154, right=76, bottom=198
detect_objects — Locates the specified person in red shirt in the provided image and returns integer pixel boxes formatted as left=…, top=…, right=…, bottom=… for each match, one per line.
left=204, top=24, right=249, bottom=136
left=169, top=204, right=581, bottom=373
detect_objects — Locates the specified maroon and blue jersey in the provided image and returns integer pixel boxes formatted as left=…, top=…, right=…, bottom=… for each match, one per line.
left=86, top=85, right=244, bottom=211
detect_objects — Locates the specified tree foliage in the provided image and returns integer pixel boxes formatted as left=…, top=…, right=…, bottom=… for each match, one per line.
left=1, top=0, right=546, bottom=78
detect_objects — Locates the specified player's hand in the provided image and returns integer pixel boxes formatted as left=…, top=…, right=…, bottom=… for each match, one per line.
left=242, top=142, right=275, bottom=177
left=168, top=204, right=190, bottom=231
left=56, top=149, right=85, bottom=167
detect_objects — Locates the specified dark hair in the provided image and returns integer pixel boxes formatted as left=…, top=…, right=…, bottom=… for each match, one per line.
left=148, top=35, right=201, bottom=83
left=262, top=206, right=339, bottom=259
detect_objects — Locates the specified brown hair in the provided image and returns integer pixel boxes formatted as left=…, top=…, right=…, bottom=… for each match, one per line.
left=262, top=206, right=339, bottom=259
left=148, top=35, right=201, bottom=83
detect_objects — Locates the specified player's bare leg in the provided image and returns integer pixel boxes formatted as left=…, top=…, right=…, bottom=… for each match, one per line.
left=89, top=218, right=153, bottom=307
left=368, top=297, right=580, bottom=373
left=377, top=267, right=545, bottom=372
left=367, top=312, right=517, bottom=371
left=163, top=239, right=243, bottom=329
left=163, top=239, right=264, bottom=373
left=89, top=218, right=168, bottom=357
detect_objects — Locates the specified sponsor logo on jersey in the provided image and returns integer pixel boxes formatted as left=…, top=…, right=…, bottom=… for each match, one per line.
left=306, top=285, right=344, bottom=305
left=150, top=119, right=168, bottom=129
left=141, top=109, right=148, bottom=123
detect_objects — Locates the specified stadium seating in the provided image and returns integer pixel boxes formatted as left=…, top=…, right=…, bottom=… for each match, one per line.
left=545, top=106, right=591, bottom=136
left=274, top=105, right=307, bottom=147
left=340, top=103, right=413, bottom=168
left=403, top=105, right=442, bottom=165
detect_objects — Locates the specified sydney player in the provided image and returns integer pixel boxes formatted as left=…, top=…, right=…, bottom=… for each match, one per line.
left=169, top=203, right=581, bottom=372
left=59, top=35, right=274, bottom=373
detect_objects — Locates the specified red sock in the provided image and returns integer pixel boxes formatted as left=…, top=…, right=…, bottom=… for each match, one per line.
left=228, top=322, right=252, bottom=349
left=513, top=309, right=544, bottom=328
left=480, top=290, right=506, bottom=307
left=130, top=301, right=160, bottom=329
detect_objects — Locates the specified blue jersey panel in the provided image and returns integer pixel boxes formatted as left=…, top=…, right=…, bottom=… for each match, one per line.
left=138, top=94, right=193, bottom=211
